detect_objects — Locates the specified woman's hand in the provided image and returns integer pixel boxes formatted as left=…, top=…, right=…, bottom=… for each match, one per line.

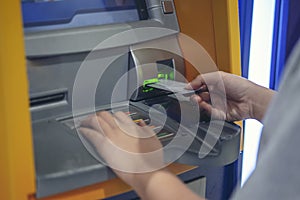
left=79, top=111, right=164, bottom=186
left=79, top=111, right=203, bottom=200
left=187, top=71, right=275, bottom=122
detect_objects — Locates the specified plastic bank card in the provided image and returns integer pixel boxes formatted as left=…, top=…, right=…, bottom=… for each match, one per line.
left=147, top=79, right=197, bottom=95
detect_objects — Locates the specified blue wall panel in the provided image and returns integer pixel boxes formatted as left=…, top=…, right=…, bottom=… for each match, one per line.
left=270, top=0, right=300, bottom=90
left=238, top=0, right=254, bottom=79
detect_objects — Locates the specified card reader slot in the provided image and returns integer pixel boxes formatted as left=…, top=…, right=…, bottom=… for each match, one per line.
left=30, top=90, right=67, bottom=108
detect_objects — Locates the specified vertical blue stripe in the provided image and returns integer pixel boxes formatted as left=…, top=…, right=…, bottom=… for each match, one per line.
left=239, top=0, right=254, bottom=79
left=285, top=0, right=300, bottom=62
left=270, top=0, right=289, bottom=90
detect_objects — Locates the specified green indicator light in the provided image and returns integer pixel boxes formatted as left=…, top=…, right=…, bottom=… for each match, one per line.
left=143, top=78, right=158, bottom=87
left=169, top=72, right=174, bottom=80
left=158, top=73, right=165, bottom=79
left=142, top=88, right=154, bottom=93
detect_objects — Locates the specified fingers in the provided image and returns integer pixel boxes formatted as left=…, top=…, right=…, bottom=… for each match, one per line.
left=81, top=111, right=154, bottom=140
left=97, top=111, right=118, bottom=129
left=210, top=107, right=226, bottom=120
left=199, top=92, right=210, bottom=102
left=81, top=112, right=114, bottom=135
left=81, top=111, right=138, bottom=138
left=191, top=92, right=210, bottom=104
left=79, top=127, right=110, bottom=161
left=198, top=101, right=212, bottom=114
left=96, top=114, right=115, bottom=137
left=137, top=119, right=147, bottom=127
left=79, top=127, right=104, bottom=143
left=80, top=115, right=103, bottom=133
left=193, top=95, right=212, bottom=112
left=191, top=94, right=227, bottom=120
left=186, top=75, right=206, bottom=90
left=186, top=71, right=223, bottom=90
left=114, top=111, right=135, bottom=125
left=191, top=94, right=212, bottom=114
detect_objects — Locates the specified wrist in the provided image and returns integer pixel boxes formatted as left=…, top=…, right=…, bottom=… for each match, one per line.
left=248, top=83, right=276, bottom=122
left=129, top=169, right=170, bottom=196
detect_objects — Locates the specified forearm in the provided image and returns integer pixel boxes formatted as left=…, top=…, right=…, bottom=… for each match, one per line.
left=248, top=83, right=276, bottom=122
left=130, top=169, right=204, bottom=200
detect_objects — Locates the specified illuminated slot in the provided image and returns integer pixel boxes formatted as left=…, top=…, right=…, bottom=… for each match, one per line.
left=143, top=78, right=159, bottom=87
left=157, top=131, right=174, bottom=140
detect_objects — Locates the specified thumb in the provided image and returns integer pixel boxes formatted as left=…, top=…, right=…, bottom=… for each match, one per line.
left=185, top=75, right=205, bottom=90
left=186, top=72, right=222, bottom=90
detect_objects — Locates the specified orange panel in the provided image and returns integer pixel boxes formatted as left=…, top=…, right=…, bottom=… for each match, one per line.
left=212, top=0, right=241, bottom=75
left=174, top=0, right=241, bottom=79
left=29, top=164, right=196, bottom=200
left=0, top=1, right=36, bottom=200
left=174, top=0, right=217, bottom=81
left=174, top=0, right=217, bottom=61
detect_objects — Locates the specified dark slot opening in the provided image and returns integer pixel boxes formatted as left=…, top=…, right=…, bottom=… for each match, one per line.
left=30, top=91, right=67, bottom=107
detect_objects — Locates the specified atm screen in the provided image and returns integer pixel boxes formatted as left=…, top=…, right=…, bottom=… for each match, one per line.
left=22, top=0, right=149, bottom=32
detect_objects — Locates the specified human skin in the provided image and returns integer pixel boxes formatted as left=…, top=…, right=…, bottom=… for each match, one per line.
left=80, top=112, right=202, bottom=200
left=80, top=71, right=276, bottom=199
left=187, top=71, right=275, bottom=122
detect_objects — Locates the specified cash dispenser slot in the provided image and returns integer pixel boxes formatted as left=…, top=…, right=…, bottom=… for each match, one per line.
left=30, top=89, right=68, bottom=108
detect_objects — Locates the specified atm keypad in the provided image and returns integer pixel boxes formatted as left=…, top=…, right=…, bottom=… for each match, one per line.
left=60, top=108, right=174, bottom=142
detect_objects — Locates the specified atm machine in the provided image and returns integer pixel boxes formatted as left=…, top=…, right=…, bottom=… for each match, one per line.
left=21, top=0, right=241, bottom=199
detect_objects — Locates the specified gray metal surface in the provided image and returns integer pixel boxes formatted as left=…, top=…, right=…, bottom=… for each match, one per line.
left=28, top=48, right=129, bottom=121
left=33, top=119, right=115, bottom=198
left=24, top=0, right=179, bottom=57
left=176, top=122, right=241, bottom=166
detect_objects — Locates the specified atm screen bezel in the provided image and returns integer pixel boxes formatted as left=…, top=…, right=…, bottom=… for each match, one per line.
left=22, top=0, right=149, bottom=32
